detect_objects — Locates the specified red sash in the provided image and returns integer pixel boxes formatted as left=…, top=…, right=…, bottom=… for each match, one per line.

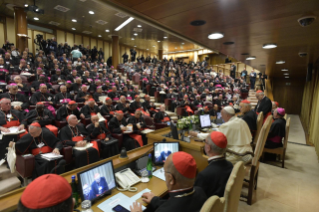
left=185, top=106, right=194, bottom=114
left=31, top=146, right=53, bottom=156
left=110, top=111, right=114, bottom=115
left=129, top=134, right=143, bottom=147
left=45, top=125, right=58, bottom=137
left=162, top=117, right=170, bottom=122
left=97, top=133, right=106, bottom=140
left=3, top=119, right=28, bottom=138
left=141, top=109, right=150, bottom=117
left=91, top=112, right=97, bottom=116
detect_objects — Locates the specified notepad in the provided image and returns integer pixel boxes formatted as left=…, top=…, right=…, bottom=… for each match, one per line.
left=2, top=127, right=26, bottom=136
left=41, top=153, right=63, bottom=161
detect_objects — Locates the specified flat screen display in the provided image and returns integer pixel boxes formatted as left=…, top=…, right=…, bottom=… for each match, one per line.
left=153, top=142, right=179, bottom=165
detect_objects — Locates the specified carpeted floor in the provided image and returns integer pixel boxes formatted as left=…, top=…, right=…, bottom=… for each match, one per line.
left=287, top=114, right=306, bottom=145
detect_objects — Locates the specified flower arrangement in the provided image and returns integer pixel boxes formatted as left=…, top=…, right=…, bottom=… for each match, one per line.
left=177, top=115, right=200, bottom=130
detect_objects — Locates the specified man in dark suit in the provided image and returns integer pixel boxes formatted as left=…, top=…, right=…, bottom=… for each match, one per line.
left=82, top=184, right=94, bottom=200
left=91, top=173, right=109, bottom=197
left=194, top=131, right=233, bottom=198
left=156, top=146, right=172, bottom=163
left=255, top=90, right=272, bottom=121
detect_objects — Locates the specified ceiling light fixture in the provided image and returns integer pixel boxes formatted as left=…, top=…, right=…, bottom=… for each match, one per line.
left=115, top=17, right=134, bottom=31
left=263, top=43, right=277, bottom=49
left=284, top=73, right=289, bottom=75
left=285, top=76, right=289, bottom=78
left=134, top=46, right=137, bottom=47
left=153, top=46, right=155, bottom=47
left=89, top=11, right=94, bottom=14
left=281, top=69, right=288, bottom=72
left=105, top=29, right=109, bottom=32
left=134, top=33, right=138, bottom=36
left=146, top=49, right=149, bottom=50
left=98, top=35, right=102, bottom=37
left=276, top=60, right=285, bottom=64
left=164, top=36, right=167, bottom=39
left=175, top=47, right=177, bottom=49
left=131, top=38, right=134, bottom=40
left=24, top=4, right=28, bottom=7
left=246, top=56, right=256, bottom=60
left=137, top=25, right=142, bottom=27
left=72, top=19, right=77, bottom=22
left=208, top=32, right=224, bottom=39
left=34, top=17, right=39, bottom=20
left=182, top=43, right=184, bottom=44
left=157, top=41, right=161, bottom=42
left=72, top=28, right=76, bottom=30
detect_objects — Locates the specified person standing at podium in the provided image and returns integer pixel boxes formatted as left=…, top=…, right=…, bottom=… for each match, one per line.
left=130, top=152, right=207, bottom=212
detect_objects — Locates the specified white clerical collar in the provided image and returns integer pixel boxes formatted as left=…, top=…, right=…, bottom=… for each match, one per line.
left=208, top=155, right=224, bottom=161
left=169, top=187, right=193, bottom=193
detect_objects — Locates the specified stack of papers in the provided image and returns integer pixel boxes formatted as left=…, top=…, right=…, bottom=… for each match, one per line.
left=2, top=126, right=26, bottom=136
left=141, top=129, right=155, bottom=134
left=73, top=143, right=93, bottom=151
left=41, top=153, right=63, bottom=161
left=153, top=168, right=166, bottom=181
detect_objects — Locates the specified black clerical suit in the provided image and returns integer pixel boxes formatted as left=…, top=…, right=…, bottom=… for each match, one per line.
left=91, top=177, right=109, bottom=197
left=30, top=92, right=54, bottom=105
left=54, top=92, right=73, bottom=105
left=0, top=92, right=29, bottom=110
left=80, top=105, right=100, bottom=118
left=56, top=105, right=81, bottom=121
left=100, top=104, right=115, bottom=116
left=242, top=110, right=257, bottom=138
left=194, top=156, right=233, bottom=198
left=59, top=124, right=99, bottom=168
left=14, top=128, right=63, bottom=179
left=148, top=187, right=207, bottom=212
left=22, top=109, right=54, bottom=127
left=255, top=96, right=272, bottom=117
left=154, top=111, right=171, bottom=123
left=265, top=118, right=286, bottom=149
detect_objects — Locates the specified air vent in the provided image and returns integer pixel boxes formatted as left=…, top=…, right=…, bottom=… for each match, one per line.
left=115, top=12, right=128, bottom=18
left=54, top=5, right=70, bottom=12
left=49, top=21, right=60, bottom=26
left=95, top=20, right=108, bottom=25
left=82, top=31, right=92, bottom=34
left=133, top=28, right=143, bottom=32
left=241, top=53, right=249, bottom=55
left=190, top=20, right=206, bottom=26
left=223, top=41, right=234, bottom=45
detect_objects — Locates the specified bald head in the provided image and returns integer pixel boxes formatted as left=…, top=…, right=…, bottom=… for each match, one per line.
left=67, top=114, right=78, bottom=126
left=29, top=125, right=42, bottom=138
left=91, top=115, right=99, bottom=124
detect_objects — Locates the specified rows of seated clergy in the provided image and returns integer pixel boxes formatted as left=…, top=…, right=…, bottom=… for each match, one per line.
left=1, top=48, right=286, bottom=183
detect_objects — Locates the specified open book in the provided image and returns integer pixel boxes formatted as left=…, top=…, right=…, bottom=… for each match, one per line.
left=2, top=126, right=26, bottom=136
left=41, top=153, right=63, bottom=161
left=73, top=143, right=93, bottom=151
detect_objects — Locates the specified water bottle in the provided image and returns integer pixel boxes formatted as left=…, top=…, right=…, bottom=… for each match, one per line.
left=146, top=153, right=153, bottom=178
left=71, top=175, right=79, bottom=208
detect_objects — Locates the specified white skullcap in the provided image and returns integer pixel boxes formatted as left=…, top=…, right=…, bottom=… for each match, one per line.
left=223, top=106, right=235, bottom=115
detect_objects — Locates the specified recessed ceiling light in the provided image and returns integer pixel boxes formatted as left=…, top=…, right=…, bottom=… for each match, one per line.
left=276, top=60, right=285, bottom=64
left=134, top=46, right=137, bottom=47
left=72, top=28, right=76, bottom=30
left=157, top=41, right=161, bottom=42
left=137, top=25, right=142, bottom=27
left=153, top=46, right=155, bottom=47
left=182, top=43, right=184, bottom=45
left=115, top=17, right=134, bottom=31
left=263, top=43, right=277, bottom=49
left=146, top=49, right=149, bottom=50
left=281, top=69, right=288, bottom=72
left=72, top=19, right=77, bottom=22
left=34, top=17, right=39, bottom=20
left=24, top=4, right=28, bottom=7
left=284, top=73, right=289, bottom=75
left=175, top=47, right=177, bottom=49
left=105, top=29, right=109, bottom=32
left=131, top=38, right=134, bottom=40
left=134, top=33, right=138, bottom=36
left=208, top=33, right=224, bottom=39
left=35, top=8, right=39, bottom=12
left=285, top=76, right=289, bottom=78
left=89, top=11, right=94, bottom=14
left=246, top=56, right=256, bottom=60
left=98, top=35, right=102, bottom=37
left=164, top=36, right=167, bottom=39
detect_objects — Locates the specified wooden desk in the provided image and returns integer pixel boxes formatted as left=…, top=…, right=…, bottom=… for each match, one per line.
left=0, top=128, right=209, bottom=212
left=147, top=127, right=209, bottom=172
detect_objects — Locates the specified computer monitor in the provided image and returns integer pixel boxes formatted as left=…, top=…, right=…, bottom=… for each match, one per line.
left=170, top=121, right=179, bottom=140
left=199, top=114, right=212, bottom=128
left=77, top=160, right=116, bottom=203
left=153, top=142, right=179, bottom=165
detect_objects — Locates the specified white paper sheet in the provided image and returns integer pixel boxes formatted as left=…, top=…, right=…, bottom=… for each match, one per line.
left=153, top=168, right=166, bottom=181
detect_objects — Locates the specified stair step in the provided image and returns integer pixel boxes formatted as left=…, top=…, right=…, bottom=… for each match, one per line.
left=0, top=165, right=17, bottom=181
left=0, top=177, right=21, bottom=195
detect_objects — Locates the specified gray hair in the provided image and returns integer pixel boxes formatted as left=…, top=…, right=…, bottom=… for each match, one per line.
left=0, top=98, right=11, bottom=104
left=14, top=76, right=21, bottom=81
left=29, top=125, right=41, bottom=130
left=206, top=134, right=227, bottom=155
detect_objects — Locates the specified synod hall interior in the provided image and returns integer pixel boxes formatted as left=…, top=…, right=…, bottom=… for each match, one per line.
left=0, top=0, right=318, bottom=212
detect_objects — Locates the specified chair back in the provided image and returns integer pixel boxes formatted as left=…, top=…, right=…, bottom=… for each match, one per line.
left=200, top=196, right=225, bottom=212
left=252, top=126, right=266, bottom=167
left=144, top=115, right=155, bottom=126
left=223, top=161, right=245, bottom=212
left=284, top=114, right=287, bottom=120
left=253, top=112, right=263, bottom=145
left=262, top=115, right=273, bottom=146
left=283, top=117, right=291, bottom=149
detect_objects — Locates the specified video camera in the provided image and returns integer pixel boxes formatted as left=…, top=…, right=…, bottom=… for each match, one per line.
left=34, top=34, right=44, bottom=50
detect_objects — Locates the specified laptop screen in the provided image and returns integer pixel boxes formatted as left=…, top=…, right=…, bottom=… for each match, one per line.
left=199, top=114, right=212, bottom=128
left=78, top=161, right=116, bottom=203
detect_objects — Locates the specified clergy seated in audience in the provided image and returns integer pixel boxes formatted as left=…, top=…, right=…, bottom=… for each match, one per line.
left=31, top=75, right=52, bottom=92
left=0, top=83, right=29, bottom=112
left=142, top=95, right=157, bottom=115
left=80, top=98, right=100, bottom=118
left=194, top=131, right=233, bottom=198
left=87, top=115, right=112, bottom=141
left=154, top=105, right=171, bottom=124
left=17, top=174, right=73, bottom=212
left=181, top=95, right=194, bottom=116
left=93, top=86, right=104, bottom=103
left=59, top=115, right=99, bottom=168
left=30, top=84, right=54, bottom=105
left=128, top=109, right=147, bottom=145
left=23, top=102, right=54, bottom=128
left=9, top=123, right=65, bottom=179
left=255, top=90, right=272, bottom=121
left=240, top=100, right=257, bottom=139
left=76, top=85, right=90, bottom=103
left=50, top=69, right=66, bottom=84
left=101, top=97, right=115, bottom=116
left=192, top=106, right=253, bottom=165
left=130, top=95, right=142, bottom=112
left=108, top=86, right=120, bottom=101
left=116, top=95, right=130, bottom=113
left=265, top=108, right=286, bottom=149
left=14, top=75, right=30, bottom=94
left=108, top=110, right=141, bottom=150
left=202, top=105, right=218, bottom=116
left=272, top=101, right=279, bottom=114
left=130, top=152, right=207, bottom=212
left=56, top=100, right=84, bottom=121
left=54, top=85, right=73, bottom=105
